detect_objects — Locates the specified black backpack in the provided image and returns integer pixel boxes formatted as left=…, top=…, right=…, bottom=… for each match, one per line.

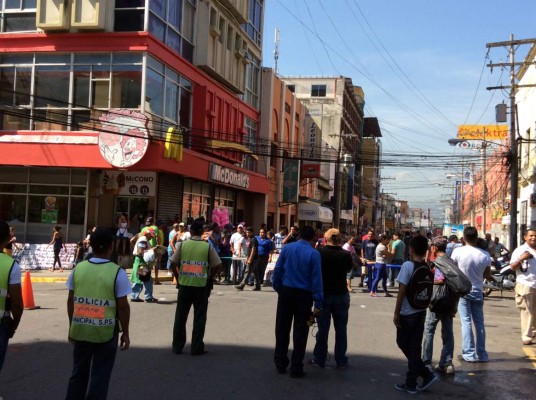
left=432, top=255, right=472, bottom=297
left=406, top=261, right=434, bottom=309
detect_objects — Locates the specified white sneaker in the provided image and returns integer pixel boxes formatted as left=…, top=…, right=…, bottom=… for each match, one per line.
left=167, top=271, right=173, bottom=277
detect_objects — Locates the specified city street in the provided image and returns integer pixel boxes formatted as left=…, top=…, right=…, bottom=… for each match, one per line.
left=1, top=278, right=535, bottom=400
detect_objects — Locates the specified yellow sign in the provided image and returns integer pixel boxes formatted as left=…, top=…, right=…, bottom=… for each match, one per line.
left=457, top=125, right=508, bottom=140
left=164, top=127, right=183, bottom=162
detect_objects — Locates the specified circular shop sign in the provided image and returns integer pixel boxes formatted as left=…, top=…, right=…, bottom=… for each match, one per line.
left=98, top=110, right=149, bottom=168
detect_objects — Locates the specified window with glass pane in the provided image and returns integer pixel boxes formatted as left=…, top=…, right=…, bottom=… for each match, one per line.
left=311, top=84, right=326, bottom=97
left=146, top=68, right=164, bottom=117
left=27, top=195, right=67, bottom=223
left=0, top=194, right=26, bottom=222
left=165, top=79, right=179, bottom=121
left=111, top=64, right=142, bottom=108
left=149, top=14, right=166, bottom=41
left=34, top=65, right=70, bottom=107
left=168, top=0, right=182, bottom=30
left=114, top=1, right=145, bottom=31
left=69, top=197, right=86, bottom=225
left=73, top=66, right=91, bottom=107
left=0, top=67, right=15, bottom=106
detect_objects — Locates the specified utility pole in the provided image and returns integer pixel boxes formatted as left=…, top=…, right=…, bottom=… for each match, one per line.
left=486, top=34, right=536, bottom=249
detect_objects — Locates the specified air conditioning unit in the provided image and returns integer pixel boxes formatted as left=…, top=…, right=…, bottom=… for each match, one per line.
left=209, top=10, right=220, bottom=37
left=234, top=37, right=244, bottom=57
left=36, top=0, right=70, bottom=31
left=71, top=0, right=106, bottom=30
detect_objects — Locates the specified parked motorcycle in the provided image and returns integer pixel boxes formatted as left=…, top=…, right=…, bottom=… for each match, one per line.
left=483, top=262, right=516, bottom=297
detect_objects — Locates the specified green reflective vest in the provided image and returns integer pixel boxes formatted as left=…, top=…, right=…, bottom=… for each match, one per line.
left=179, top=240, right=210, bottom=287
left=0, top=254, right=14, bottom=316
left=69, top=261, right=121, bottom=343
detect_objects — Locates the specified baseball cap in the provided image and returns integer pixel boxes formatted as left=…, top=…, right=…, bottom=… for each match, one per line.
left=324, top=228, right=341, bottom=241
left=145, top=217, right=154, bottom=226
left=90, top=228, right=113, bottom=252
left=178, top=222, right=185, bottom=227
left=237, top=224, right=244, bottom=229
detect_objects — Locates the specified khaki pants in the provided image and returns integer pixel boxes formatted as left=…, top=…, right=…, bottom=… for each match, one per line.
left=515, top=283, right=536, bottom=342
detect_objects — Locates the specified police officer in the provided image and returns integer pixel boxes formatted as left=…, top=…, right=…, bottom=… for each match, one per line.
left=170, top=221, right=221, bottom=355
left=65, top=228, right=131, bottom=399
left=0, top=219, right=23, bottom=373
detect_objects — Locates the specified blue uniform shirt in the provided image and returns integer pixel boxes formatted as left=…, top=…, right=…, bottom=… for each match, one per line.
left=256, top=236, right=274, bottom=256
left=272, top=239, right=323, bottom=309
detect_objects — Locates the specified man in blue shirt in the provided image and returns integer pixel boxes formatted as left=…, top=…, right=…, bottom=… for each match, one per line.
left=256, top=228, right=274, bottom=286
left=273, top=226, right=323, bottom=378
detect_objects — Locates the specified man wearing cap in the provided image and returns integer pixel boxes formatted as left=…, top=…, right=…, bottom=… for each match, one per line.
left=0, top=219, right=23, bottom=374
left=230, top=224, right=246, bottom=284
left=170, top=221, right=221, bottom=355
left=141, top=217, right=163, bottom=284
left=273, top=225, right=323, bottom=378
left=130, top=228, right=158, bottom=302
left=422, top=237, right=458, bottom=374
left=65, top=228, right=131, bottom=399
left=311, top=228, right=353, bottom=369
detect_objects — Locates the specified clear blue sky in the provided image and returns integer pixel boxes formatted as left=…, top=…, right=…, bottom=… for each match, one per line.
left=262, top=0, right=536, bottom=221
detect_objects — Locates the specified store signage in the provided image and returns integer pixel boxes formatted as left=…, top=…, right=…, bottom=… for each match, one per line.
left=282, top=159, right=300, bottom=203
left=457, top=125, right=508, bottom=140
left=98, top=110, right=149, bottom=168
left=100, top=171, right=156, bottom=196
left=302, top=115, right=320, bottom=178
left=210, top=164, right=250, bottom=189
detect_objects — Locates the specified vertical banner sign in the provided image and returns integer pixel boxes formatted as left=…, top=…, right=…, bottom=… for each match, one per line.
left=302, top=114, right=320, bottom=178
left=344, top=165, right=355, bottom=210
left=283, top=159, right=300, bottom=203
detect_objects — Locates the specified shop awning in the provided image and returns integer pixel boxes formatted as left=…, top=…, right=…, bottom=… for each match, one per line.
left=208, top=139, right=259, bottom=160
left=298, top=203, right=333, bottom=223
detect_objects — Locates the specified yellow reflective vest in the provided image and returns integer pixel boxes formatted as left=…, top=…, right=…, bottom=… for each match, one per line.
left=179, top=240, right=210, bottom=287
left=0, top=253, right=15, bottom=317
left=69, top=261, right=121, bottom=343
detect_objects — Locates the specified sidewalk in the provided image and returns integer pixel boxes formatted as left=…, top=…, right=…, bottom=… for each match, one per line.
left=21, top=269, right=174, bottom=284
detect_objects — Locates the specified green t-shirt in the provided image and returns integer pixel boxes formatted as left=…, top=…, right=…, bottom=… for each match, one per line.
left=392, top=239, right=405, bottom=260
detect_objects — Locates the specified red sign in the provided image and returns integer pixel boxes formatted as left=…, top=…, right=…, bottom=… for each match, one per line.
left=301, top=163, right=320, bottom=178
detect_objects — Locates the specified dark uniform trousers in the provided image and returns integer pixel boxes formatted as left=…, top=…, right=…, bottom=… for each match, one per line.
left=173, top=285, right=209, bottom=355
left=274, top=286, right=313, bottom=374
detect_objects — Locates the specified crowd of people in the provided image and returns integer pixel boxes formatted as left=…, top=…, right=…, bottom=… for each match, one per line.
left=1, top=218, right=535, bottom=398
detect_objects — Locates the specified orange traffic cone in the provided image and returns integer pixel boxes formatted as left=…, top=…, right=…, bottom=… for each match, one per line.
left=22, top=271, right=39, bottom=310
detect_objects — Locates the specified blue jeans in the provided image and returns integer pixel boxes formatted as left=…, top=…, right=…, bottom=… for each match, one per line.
left=389, top=259, right=403, bottom=286
left=131, top=279, right=154, bottom=301
left=166, top=249, right=173, bottom=270
left=371, top=263, right=388, bottom=293
left=422, top=310, right=454, bottom=367
left=65, top=332, right=118, bottom=400
left=458, top=289, right=488, bottom=362
left=313, top=293, right=350, bottom=367
left=0, top=317, right=12, bottom=371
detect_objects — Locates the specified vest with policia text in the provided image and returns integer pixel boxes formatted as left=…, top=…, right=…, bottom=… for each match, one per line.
left=0, top=254, right=15, bottom=317
left=69, top=261, right=121, bottom=343
left=179, top=240, right=210, bottom=287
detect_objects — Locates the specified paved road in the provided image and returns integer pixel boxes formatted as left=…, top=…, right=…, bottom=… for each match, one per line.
left=1, top=280, right=534, bottom=400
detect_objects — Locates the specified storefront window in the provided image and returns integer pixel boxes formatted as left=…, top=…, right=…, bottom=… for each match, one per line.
left=0, top=167, right=87, bottom=243
left=214, top=187, right=234, bottom=225
left=182, top=180, right=211, bottom=222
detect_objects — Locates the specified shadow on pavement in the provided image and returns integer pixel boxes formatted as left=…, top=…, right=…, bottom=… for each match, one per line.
left=1, top=341, right=534, bottom=400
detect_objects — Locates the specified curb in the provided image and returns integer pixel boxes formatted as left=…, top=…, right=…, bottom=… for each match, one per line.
left=22, top=274, right=174, bottom=284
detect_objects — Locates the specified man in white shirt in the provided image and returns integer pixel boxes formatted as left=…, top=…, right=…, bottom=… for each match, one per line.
left=451, top=226, right=492, bottom=363
left=509, top=227, right=536, bottom=345
left=229, top=225, right=246, bottom=283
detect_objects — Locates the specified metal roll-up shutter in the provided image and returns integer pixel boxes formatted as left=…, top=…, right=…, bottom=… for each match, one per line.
left=157, top=174, right=184, bottom=223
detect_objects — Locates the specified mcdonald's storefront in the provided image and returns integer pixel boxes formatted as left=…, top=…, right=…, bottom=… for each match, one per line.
left=0, top=127, right=268, bottom=244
